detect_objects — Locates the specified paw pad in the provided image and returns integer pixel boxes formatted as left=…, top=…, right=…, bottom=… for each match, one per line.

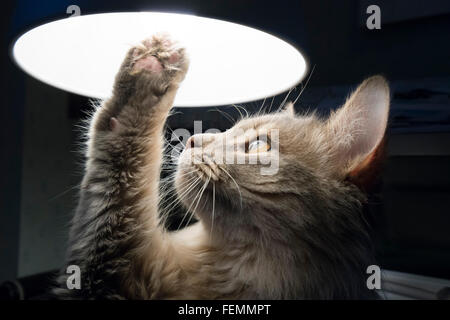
left=130, top=34, right=186, bottom=75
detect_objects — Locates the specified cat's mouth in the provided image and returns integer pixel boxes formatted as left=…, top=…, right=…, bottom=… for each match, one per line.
left=174, top=146, right=246, bottom=216
left=175, top=163, right=242, bottom=221
left=191, top=154, right=221, bottom=182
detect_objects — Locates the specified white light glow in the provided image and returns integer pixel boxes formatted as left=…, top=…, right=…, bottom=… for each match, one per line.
left=12, top=12, right=307, bottom=107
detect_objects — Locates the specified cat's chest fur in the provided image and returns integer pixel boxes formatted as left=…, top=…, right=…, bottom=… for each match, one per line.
left=169, top=222, right=303, bottom=299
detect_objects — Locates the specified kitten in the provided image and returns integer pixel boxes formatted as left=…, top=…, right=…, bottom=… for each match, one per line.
left=54, top=34, right=389, bottom=299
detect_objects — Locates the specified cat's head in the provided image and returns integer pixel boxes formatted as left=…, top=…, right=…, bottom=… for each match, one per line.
left=175, top=76, right=389, bottom=244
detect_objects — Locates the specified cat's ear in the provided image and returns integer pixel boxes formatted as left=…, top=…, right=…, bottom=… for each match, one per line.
left=281, top=102, right=295, bottom=116
left=327, top=76, right=390, bottom=179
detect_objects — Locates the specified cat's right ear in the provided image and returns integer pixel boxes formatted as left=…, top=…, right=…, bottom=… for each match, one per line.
left=327, top=76, right=390, bottom=178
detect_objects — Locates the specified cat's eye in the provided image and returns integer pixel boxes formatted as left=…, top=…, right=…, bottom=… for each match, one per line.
left=247, top=138, right=271, bottom=153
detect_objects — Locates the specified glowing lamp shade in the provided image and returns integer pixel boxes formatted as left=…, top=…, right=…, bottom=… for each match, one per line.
left=12, top=12, right=307, bottom=107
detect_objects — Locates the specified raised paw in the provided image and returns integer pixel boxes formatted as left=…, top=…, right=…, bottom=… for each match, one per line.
left=115, top=33, right=189, bottom=98
left=132, top=34, right=187, bottom=74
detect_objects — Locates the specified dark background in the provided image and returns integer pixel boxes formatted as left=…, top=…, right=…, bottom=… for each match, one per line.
left=1, top=0, right=450, bottom=292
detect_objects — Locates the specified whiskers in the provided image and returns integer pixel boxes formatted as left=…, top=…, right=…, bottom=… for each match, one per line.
left=218, top=166, right=243, bottom=210
left=292, top=64, right=316, bottom=106
left=177, top=173, right=211, bottom=230
left=210, top=180, right=216, bottom=239
left=160, top=147, right=243, bottom=240
left=159, top=169, right=202, bottom=229
left=208, top=107, right=238, bottom=126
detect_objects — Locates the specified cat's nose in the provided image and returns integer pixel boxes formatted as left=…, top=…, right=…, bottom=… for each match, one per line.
left=185, top=136, right=196, bottom=149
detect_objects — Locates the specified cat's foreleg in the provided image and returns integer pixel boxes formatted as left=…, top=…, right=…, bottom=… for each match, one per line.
left=56, top=34, right=188, bottom=299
